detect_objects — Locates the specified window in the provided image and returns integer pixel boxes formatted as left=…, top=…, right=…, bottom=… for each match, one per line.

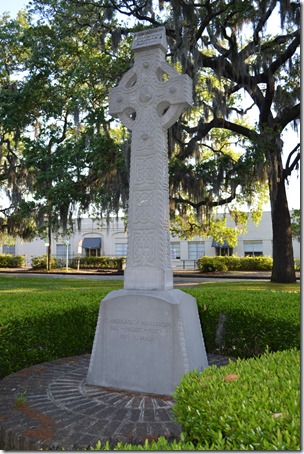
left=115, top=243, right=128, bottom=256
left=244, top=241, right=263, bottom=257
left=216, top=247, right=233, bottom=256
left=188, top=242, right=205, bottom=260
left=56, top=244, right=71, bottom=258
left=2, top=245, right=15, bottom=255
left=170, top=242, right=180, bottom=259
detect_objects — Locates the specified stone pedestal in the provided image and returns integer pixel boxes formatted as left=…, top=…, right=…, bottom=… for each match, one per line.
left=86, top=289, right=208, bottom=396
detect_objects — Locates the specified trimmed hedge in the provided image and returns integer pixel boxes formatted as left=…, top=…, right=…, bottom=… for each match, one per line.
left=197, top=255, right=273, bottom=272
left=31, top=255, right=125, bottom=270
left=0, top=254, right=25, bottom=268
left=0, top=282, right=300, bottom=378
left=0, top=290, right=106, bottom=378
left=186, top=286, right=300, bottom=358
left=172, top=348, right=300, bottom=450
left=70, top=256, right=126, bottom=270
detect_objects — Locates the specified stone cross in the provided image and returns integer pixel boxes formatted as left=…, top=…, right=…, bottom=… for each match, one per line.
left=87, top=34, right=207, bottom=393
left=109, top=27, right=192, bottom=290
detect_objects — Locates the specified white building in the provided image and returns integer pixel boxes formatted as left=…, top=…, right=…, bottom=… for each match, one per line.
left=1, top=211, right=300, bottom=269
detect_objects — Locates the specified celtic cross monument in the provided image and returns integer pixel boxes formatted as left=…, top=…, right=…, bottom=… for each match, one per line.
left=87, top=27, right=208, bottom=395
left=109, top=27, right=192, bottom=291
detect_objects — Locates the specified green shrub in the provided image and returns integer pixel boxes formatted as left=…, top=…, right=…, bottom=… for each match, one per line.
left=294, top=258, right=300, bottom=271
left=89, top=350, right=300, bottom=451
left=0, top=290, right=109, bottom=378
left=30, top=255, right=125, bottom=270
left=90, top=436, right=199, bottom=451
left=54, top=257, right=67, bottom=268
left=221, top=255, right=242, bottom=270
left=70, top=256, right=126, bottom=270
left=197, top=256, right=228, bottom=272
left=0, top=254, right=25, bottom=268
left=186, top=286, right=300, bottom=357
left=0, top=280, right=299, bottom=378
left=172, top=349, right=300, bottom=450
left=197, top=255, right=273, bottom=272
left=241, top=256, right=273, bottom=271
left=31, top=255, right=56, bottom=269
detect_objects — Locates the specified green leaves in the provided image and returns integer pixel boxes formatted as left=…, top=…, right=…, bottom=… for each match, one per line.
left=197, top=255, right=273, bottom=272
left=173, top=349, right=300, bottom=450
left=291, top=209, right=300, bottom=240
left=186, top=284, right=300, bottom=357
left=0, top=254, right=25, bottom=267
left=0, top=7, right=130, bottom=241
left=0, top=277, right=122, bottom=378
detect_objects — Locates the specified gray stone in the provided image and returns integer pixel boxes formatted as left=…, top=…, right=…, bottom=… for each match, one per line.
left=87, top=26, right=208, bottom=395
left=108, top=26, right=192, bottom=291
left=87, top=289, right=208, bottom=395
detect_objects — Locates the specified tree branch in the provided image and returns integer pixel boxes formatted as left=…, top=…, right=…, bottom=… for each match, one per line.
left=283, top=143, right=300, bottom=179
left=252, top=0, right=277, bottom=43
left=181, top=117, right=256, bottom=160
left=171, top=192, right=236, bottom=210
left=269, top=31, right=300, bottom=75
left=277, top=103, right=300, bottom=130
left=47, top=112, right=69, bottom=151
left=260, top=74, right=275, bottom=125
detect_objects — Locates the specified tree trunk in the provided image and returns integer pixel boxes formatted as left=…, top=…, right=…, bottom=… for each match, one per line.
left=268, top=144, right=296, bottom=283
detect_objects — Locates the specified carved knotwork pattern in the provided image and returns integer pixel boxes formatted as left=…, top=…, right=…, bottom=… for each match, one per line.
left=135, top=157, right=155, bottom=186
left=133, top=191, right=155, bottom=224
left=132, top=231, right=155, bottom=267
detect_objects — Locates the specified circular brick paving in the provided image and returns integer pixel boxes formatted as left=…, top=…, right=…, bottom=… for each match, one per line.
left=0, top=353, right=234, bottom=450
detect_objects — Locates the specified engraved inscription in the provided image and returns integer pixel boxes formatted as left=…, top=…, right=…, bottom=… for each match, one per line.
left=104, top=318, right=174, bottom=343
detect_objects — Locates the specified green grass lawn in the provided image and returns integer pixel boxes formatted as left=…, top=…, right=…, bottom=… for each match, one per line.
left=0, top=275, right=299, bottom=319
left=0, top=275, right=300, bottom=294
left=0, top=275, right=124, bottom=293
left=197, top=280, right=300, bottom=292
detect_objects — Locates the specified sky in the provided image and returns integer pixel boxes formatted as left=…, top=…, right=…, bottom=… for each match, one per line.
left=0, top=0, right=301, bottom=211
left=1, top=0, right=28, bottom=17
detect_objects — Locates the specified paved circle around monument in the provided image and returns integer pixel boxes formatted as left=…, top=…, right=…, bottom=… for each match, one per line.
left=0, top=353, right=234, bottom=450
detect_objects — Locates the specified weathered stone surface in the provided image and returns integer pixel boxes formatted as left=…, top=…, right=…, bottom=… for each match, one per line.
left=109, top=26, right=192, bottom=291
left=87, top=27, right=207, bottom=395
left=87, top=289, right=208, bottom=395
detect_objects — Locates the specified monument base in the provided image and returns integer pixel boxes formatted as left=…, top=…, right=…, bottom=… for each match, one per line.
left=86, top=289, right=208, bottom=396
